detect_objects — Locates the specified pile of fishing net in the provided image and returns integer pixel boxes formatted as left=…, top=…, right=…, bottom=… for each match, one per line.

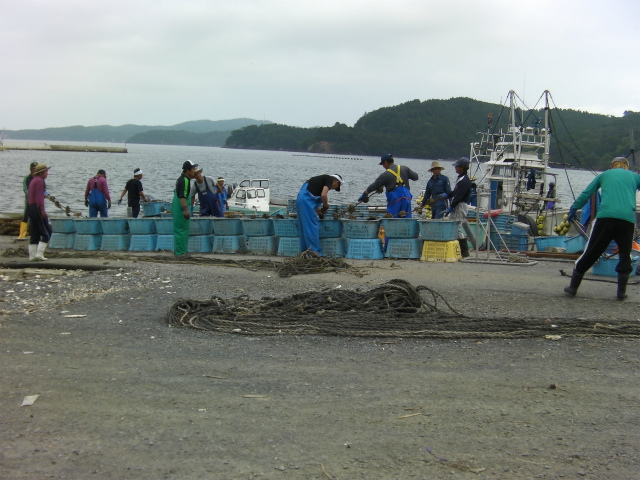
left=167, top=279, right=640, bottom=338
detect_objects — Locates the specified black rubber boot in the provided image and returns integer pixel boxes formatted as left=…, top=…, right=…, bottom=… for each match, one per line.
left=458, top=238, right=470, bottom=258
left=617, top=274, right=630, bottom=301
left=564, top=269, right=584, bottom=297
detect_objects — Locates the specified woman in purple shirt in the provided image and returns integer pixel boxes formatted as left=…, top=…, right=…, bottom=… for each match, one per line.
left=27, top=163, right=52, bottom=261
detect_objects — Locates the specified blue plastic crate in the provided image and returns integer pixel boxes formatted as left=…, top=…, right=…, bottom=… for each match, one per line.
left=101, top=218, right=129, bottom=234
left=241, top=218, right=275, bottom=237
left=318, top=220, right=343, bottom=238
left=418, top=220, right=460, bottom=241
left=129, top=234, right=158, bottom=251
left=510, top=222, right=530, bottom=236
left=564, top=235, right=587, bottom=254
left=142, top=201, right=166, bottom=217
left=534, top=235, right=566, bottom=251
left=593, top=256, right=639, bottom=277
left=127, top=218, right=157, bottom=235
left=211, top=218, right=243, bottom=236
left=49, top=233, right=75, bottom=249
left=346, top=238, right=384, bottom=259
left=492, top=213, right=517, bottom=232
left=381, top=219, right=419, bottom=239
left=74, top=218, right=103, bottom=235
left=247, top=236, right=279, bottom=255
left=277, top=237, right=302, bottom=256
left=154, top=218, right=174, bottom=235
left=74, top=234, right=102, bottom=250
left=49, top=217, right=76, bottom=233
left=342, top=219, right=380, bottom=239
left=189, top=217, right=213, bottom=235
left=490, top=232, right=529, bottom=251
left=213, top=235, right=247, bottom=254
left=188, top=234, right=214, bottom=253
left=273, top=218, right=300, bottom=237
left=384, top=238, right=424, bottom=259
left=156, top=234, right=174, bottom=251
left=319, top=238, right=347, bottom=257
left=101, top=234, right=131, bottom=251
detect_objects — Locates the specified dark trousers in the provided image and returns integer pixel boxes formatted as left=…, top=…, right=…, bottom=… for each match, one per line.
left=575, top=217, right=635, bottom=275
left=27, top=204, right=52, bottom=244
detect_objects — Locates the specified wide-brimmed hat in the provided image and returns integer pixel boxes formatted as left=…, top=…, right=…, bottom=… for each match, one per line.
left=33, top=163, right=50, bottom=174
left=330, top=174, right=343, bottom=192
left=429, top=161, right=444, bottom=172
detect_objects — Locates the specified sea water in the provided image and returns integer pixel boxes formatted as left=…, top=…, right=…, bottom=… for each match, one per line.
left=0, top=142, right=598, bottom=215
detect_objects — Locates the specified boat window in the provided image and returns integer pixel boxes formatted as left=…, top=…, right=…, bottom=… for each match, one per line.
left=239, top=180, right=250, bottom=187
left=237, top=190, right=246, bottom=199
left=493, top=166, right=513, bottom=177
left=256, top=189, right=265, bottom=198
left=251, top=180, right=269, bottom=188
left=247, top=189, right=256, bottom=199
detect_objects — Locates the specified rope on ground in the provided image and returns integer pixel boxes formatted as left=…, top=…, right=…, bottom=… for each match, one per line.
left=166, top=279, right=640, bottom=338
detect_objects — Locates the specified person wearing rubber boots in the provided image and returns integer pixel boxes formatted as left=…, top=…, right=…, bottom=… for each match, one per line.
left=444, top=157, right=473, bottom=258
left=18, top=162, right=39, bottom=239
left=172, top=160, right=198, bottom=256
left=84, top=169, right=111, bottom=217
left=26, top=163, right=52, bottom=261
left=358, top=154, right=418, bottom=218
left=564, top=156, right=640, bottom=300
left=296, top=174, right=343, bottom=255
left=416, top=160, right=452, bottom=219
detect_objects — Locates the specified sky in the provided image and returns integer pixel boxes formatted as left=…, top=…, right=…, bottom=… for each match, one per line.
left=2, top=0, right=639, bottom=130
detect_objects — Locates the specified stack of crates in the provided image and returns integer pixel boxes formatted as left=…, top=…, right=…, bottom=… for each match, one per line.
left=154, top=217, right=174, bottom=251
left=188, top=217, right=214, bottom=253
left=128, top=218, right=157, bottom=251
left=141, top=201, right=166, bottom=217
left=418, top=219, right=461, bottom=262
left=381, top=218, right=421, bottom=259
left=49, top=217, right=76, bottom=249
left=343, top=219, right=383, bottom=260
left=318, top=219, right=345, bottom=257
left=273, top=217, right=300, bottom=256
left=242, top=218, right=278, bottom=255
left=487, top=214, right=529, bottom=252
left=73, top=218, right=103, bottom=250
left=211, top=218, right=246, bottom=254
left=100, top=218, right=130, bottom=251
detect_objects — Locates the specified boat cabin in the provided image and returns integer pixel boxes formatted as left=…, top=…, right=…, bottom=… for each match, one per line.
left=227, top=179, right=271, bottom=212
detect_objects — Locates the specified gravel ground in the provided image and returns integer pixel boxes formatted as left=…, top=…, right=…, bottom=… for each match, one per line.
left=1, top=236, right=639, bottom=479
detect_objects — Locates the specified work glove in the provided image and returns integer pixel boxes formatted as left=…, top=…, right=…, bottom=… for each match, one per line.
left=358, top=192, right=369, bottom=203
left=413, top=206, right=423, bottom=213
left=117, top=199, right=122, bottom=205
left=435, top=193, right=448, bottom=200
left=107, top=201, right=112, bottom=209
left=84, top=199, right=89, bottom=207
left=375, top=187, right=384, bottom=194
left=567, top=207, right=577, bottom=223
left=426, top=198, right=436, bottom=206
left=444, top=207, right=453, bottom=215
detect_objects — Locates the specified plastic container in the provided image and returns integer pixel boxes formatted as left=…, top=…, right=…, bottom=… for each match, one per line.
left=241, top=218, right=275, bottom=237
left=346, top=238, right=384, bottom=259
left=342, top=219, right=380, bottom=239
left=593, top=256, right=639, bottom=277
left=156, top=234, right=174, bottom=251
left=142, top=201, right=166, bottom=217
left=49, top=217, right=76, bottom=233
left=490, top=232, right=529, bottom=251
left=272, top=218, right=300, bottom=237
left=154, top=218, right=174, bottom=235
left=318, top=220, right=343, bottom=238
left=49, top=232, right=75, bottom=249
left=188, top=234, right=214, bottom=253
left=73, top=234, right=102, bottom=250
left=319, top=238, right=347, bottom=257
left=247, top=236, right=280, bottom=255
left=101, top=234, right=131, bottom=251
left=384, top=238, right=424, bottom=259
left=493, top=214, right=518, bottom=232
left=212, top=235, right=247, bottom=254
left=128, top=218, right=157, bottom=235
left=420, top=240, right=461, bottom=262
left=211, top=218, right=243, bottom=236
left=100, top=218, right=129, bottom=234
left=564, top=235, right=587, bottom=254
left=129, top=234, right=158, bottom=251
left=510, top=222, right=530, bottom=236
left=189, top=217, right=214, bottom=235
left=418, top=220, right=460, bottom=241
left=74, top=218, right=103, bottom=235
left=534, top=235, right=566, bottom=251
left=380, top=219, right=419, bottom=239
left=276, top=237, right=301, bottom=256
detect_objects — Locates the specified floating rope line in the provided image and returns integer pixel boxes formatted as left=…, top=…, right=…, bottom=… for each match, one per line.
left=166, top=279, right=640, bottom=338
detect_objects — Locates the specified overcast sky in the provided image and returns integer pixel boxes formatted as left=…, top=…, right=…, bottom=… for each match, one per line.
left=2, top=0, right=638, bottom=130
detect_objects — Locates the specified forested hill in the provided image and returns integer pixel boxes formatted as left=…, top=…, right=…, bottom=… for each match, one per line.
left=225, top=98, right=640, bottom=171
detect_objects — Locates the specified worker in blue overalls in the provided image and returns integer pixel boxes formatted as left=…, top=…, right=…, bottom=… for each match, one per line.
left=84, top=169, right=111, bottom=218
left=191, top=168, right=223, bottom=217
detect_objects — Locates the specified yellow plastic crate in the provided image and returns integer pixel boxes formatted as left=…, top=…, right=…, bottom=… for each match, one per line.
left=420, top=240, right=461, bottom=262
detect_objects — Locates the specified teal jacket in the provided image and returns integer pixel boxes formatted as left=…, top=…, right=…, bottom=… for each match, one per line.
left=571, top=168, right=640, bottom=224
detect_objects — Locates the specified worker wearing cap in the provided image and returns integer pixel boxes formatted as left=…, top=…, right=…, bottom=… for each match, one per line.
left=172, top=160, right=198, bottom=256
left=217, top=177, right=229, bottom=216
left=191, top=168, right=223, bottom=217
left=118, top=168, right=147, bottom=218
left=416, top=160, right=452, bottom=219
left=84, top=169, right=111, bottom=218
left=445, top=157, right=473, bottom=258
left=358, top=154, right=419, bottom=218
left=564, top=156, right=640, bottom=300
left=27, top=163, right=52, bottom=261
left=17, top=162, right=39, bottom=239
left=296, top=174, right=343, bottom=255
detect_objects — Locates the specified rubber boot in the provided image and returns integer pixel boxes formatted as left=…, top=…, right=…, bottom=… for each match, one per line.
left=28, top=244, right=37, bottom=261
left=564, top=269, right=584, bottom=297
left=617, top=274, right=630, bottom=301
left=17, top=222, right=28, bottom=239
left=33, top=242, right=48, bottom=261
left=458, top=238, right=470, bottom=258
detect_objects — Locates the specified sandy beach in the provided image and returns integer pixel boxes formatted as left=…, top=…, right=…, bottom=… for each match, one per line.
left=1, top=234, right=639, bottom=479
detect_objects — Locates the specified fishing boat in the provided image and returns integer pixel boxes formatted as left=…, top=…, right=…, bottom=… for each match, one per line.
left=226, top=179, right=287, bottom=215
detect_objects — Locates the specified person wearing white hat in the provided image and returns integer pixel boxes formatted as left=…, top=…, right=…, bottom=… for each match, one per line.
left=296, top=174, right=343, bottom=255
left=118, top=168, right=147, bottom=218
left=26, top=163, right=52, bottom=261
left=416, top=160, right=452, bottom=219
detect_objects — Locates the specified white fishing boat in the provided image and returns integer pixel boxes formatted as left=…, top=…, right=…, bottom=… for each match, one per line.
left=226, top=179, right=287, bottom=215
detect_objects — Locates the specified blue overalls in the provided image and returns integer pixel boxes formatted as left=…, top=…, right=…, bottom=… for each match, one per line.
left=195, top=179, right=222, bottom=217
left=386, top=166, right=412, bottom=218
left=296, top=183, right=324, bottom=255
left=88, top=177, right=108, bottom=218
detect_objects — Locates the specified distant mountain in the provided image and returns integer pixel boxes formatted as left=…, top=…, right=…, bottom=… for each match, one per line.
left=4, top=118, right=272, bottom=143
left=126, top=129, right=232, bottom=147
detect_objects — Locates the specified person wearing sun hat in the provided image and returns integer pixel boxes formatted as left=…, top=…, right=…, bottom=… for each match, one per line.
left=416, top=160, right=452, bottom=219
left=26, top=163, right=52, bottom=261
left=172, top=160, right=198, bottom=256
left=17, top=162, right=39, bottom=239
left=296, top=173, right=343, bottom=255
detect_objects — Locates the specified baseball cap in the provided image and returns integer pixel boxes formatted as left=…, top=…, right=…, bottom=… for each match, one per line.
left=379, top=153, right=394, bottom=165
left=182, top=160, right=198, bottom=171
left=611, top=156, right=629, bottom=168
left=452, top=157, right=470, bottom=167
